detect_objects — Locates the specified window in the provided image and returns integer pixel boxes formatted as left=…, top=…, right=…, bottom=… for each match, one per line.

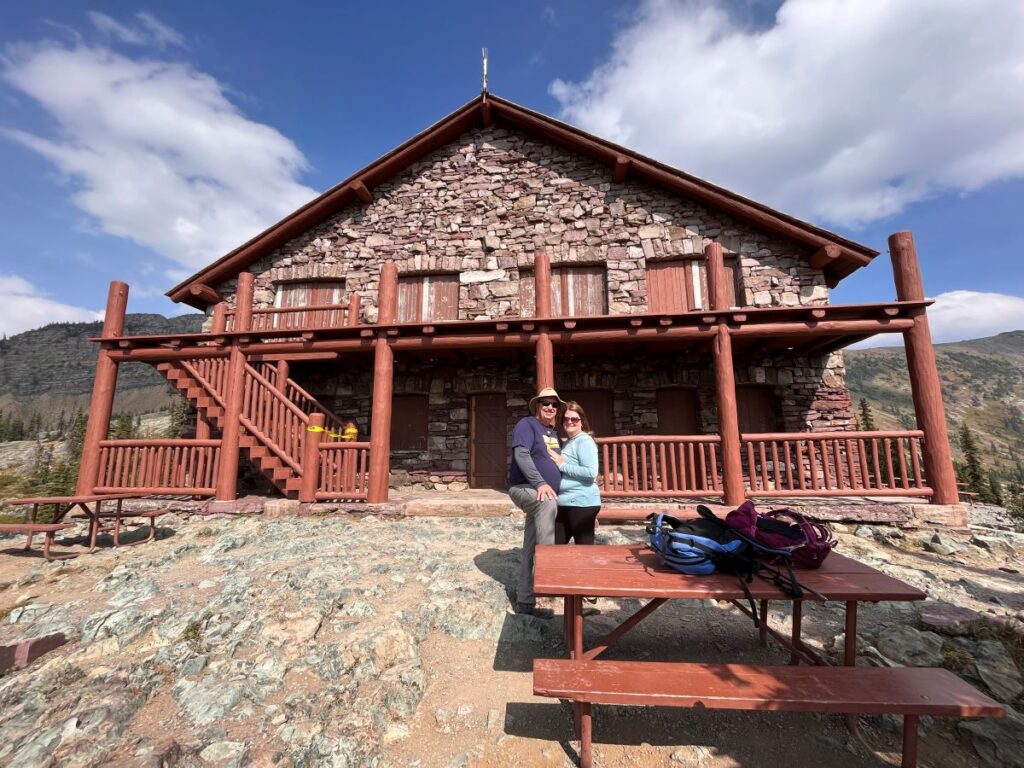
left=397, top=274, right=459, bottom=322
left=560, top=389, right=614, bottom=438
left=519, top=266, right=608, bottom=317
left=391, top=395, right=429, bottom=450
left=656, top=387, right=700, bottom=435
left=274, top=280, right=345, bottom=308
left=646, top=258, right=741, bottom=312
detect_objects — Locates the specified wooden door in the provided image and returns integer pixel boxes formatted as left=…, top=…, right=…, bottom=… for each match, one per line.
left=560, top=389, right=614, bottom=438
left=736, top=386, right=780, bottom=433
left=656, top=388, right=700, bottom=435
left=470, top=394, right=508, bottom=489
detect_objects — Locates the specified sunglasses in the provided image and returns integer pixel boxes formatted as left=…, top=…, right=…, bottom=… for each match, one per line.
left=563, top=416, right=581, bottom=424
left=538, top=401, right=560, bottom=408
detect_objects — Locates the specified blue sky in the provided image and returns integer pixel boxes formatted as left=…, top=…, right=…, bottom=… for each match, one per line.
left=1, top=0, right=1023, bottom=345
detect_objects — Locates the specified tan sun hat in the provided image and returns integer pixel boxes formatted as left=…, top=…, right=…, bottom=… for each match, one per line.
left=529, top=387, right=566, bottom=412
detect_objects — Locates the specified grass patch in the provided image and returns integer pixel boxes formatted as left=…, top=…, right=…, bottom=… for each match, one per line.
left=182, top=613, right=210, bottom=650
left=940, top=642, right=972, bottom=673
left=965, top=618, right=1024, bottom=671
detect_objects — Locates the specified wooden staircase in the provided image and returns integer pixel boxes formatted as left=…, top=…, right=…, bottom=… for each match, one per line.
left=154, top=359, right=344, bottom=498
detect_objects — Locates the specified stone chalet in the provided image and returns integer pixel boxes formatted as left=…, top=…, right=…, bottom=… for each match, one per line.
left=75, top=93, right=959, bottom=512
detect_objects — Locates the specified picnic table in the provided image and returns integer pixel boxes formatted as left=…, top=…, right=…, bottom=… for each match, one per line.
left=532, top=543, right=1002, bottom=768
left=0, top=493, right=155, bottom=560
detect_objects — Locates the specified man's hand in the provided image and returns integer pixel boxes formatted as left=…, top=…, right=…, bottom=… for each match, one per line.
left=535, top=483, right=556, bottom=501
left=548, top=449, right=564, bottom=467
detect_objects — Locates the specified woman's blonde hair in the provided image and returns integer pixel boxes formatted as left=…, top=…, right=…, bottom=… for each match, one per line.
left=562, top=400, right=594, bottom=435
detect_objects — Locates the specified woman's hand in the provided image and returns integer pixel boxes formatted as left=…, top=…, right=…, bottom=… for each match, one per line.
left=548, top=449, right=564, bottom=467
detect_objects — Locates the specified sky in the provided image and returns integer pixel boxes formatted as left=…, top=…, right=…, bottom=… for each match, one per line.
left=1, top=0, right=1023, bottom=347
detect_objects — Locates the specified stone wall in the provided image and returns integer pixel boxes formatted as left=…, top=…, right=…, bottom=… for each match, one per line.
left=213, top=126, right=828, bottom=322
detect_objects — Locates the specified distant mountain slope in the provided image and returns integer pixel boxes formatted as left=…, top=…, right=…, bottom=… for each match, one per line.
left=0, top=313, right=203, bottom=423
left=845, top=330, right=1024, bottom=479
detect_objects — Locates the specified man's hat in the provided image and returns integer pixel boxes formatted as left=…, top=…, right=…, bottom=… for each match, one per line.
left=529, top=387, right=566, bottom=412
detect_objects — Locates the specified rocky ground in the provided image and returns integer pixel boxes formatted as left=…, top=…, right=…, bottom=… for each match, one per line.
left=0, top=505, right=1022, bottom=768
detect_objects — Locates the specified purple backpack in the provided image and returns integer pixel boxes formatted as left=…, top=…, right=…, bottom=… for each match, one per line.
left=725, top=501, right=836, bottom=569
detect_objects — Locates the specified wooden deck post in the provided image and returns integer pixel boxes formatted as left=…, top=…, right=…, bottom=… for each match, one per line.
left=215, top=272, right=254, bottom=500
left=889, top=232, right=958, bottom=504
left=535, top=251, right=555, bottom=388
left=347, top=292, right=361, bottom=326
left=708, top=242, right=744, bottom=506
left=368, top=263, right=398, bottom=503
left=76, top=281, right=129, bottom=495
left=276, top=360, right=290, bottom=390
left=211, top=302, right=227, bottom=333
left=300, top=413, right=325, bottom=502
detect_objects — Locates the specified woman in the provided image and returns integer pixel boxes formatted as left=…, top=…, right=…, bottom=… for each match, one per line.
left=549, top=401, right=601, bottom=545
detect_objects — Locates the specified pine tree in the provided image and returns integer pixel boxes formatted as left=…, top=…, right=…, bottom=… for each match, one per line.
left=166, top=395, right=190, bottom=438
left=985, top=474, right=1004, bottom=506
left=858, top=399, right=877, bottom=431
left=958, top=423, right=986, bottom=497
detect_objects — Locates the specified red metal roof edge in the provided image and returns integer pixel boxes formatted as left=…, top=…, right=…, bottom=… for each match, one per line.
left=168, top=92, right=878, bottom=307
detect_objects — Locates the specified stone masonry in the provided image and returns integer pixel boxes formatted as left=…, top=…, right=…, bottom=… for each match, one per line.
left=209, top=126, right=853, bottom=485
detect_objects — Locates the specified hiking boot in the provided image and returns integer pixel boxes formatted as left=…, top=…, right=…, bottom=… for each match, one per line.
left=515, top=602, right=554, bottom=619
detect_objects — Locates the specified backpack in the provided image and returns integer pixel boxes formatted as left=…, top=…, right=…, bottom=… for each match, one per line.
left=725, top=501, right=836, bottom=569
left=647, top=508, right=808, bottom=627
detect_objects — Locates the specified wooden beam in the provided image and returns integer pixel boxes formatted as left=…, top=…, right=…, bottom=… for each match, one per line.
left=482, top=99, right=494, bottom=127
left=612, top=156, right=631, bottom=183
left=351, top=180, right=373, bottom=204
left=809, top=245, right=842, bottom=270
left=189, top=283, right=221, bottom=304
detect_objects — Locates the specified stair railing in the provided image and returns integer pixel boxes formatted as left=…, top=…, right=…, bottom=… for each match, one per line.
left=240, top=363, right=309, bottom=473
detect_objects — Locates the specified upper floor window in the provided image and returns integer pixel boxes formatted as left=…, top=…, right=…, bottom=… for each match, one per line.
left=519, top=265, right=608, bottom=317
left=397, top=273, right=459, bottom=322
left=646, top=258, right=742, bottom=312
left=274, top=280, right=345, bottom=308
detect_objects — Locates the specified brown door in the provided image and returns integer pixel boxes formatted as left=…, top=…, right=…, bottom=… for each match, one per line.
left=560, top=389, right=614, bottom=438
left=736, top=386, right=780, bottom=433
left=470, top=393, right=508, bottom=489
left=656, top=387, right=700, bottom=434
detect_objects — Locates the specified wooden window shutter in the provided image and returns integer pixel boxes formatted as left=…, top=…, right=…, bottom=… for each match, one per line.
left=390, top=394, right=429, bottom=450
left=397, top=275, right=459, bottom=322
left=396, top=277, right=423, bottom=322
left=656, top=388, right=700, bottom=434
left=736, top=386, right=780, bottom=433
left=646, top=260, right=704, bottom=312
left=275, top=281, right=344, bottom=308
left=553, top=266, right=607, bottom=316
left=519, top=271, right=536, bottom=317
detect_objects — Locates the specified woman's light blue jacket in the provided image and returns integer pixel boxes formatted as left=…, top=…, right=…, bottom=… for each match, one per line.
left=556, top=432, right=601, bottom=507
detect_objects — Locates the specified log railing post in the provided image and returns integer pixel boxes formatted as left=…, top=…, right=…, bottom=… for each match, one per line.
left=211, top=302, right=227, bottom=334
left=77, top=281, right=129, bottom=494
left=215, top=272, right=254, bottom=500
left=347, top=292, right=361, bottom=326
left=276, top=360, right=290, bottom=390
left=708, top=242, right=744, bottom=505
left=300, top=413, right=325, bottom=502
left=889, top=232, right=958, bottom=504
left=534, top=251, right=555, bottom=389
left=367, top=262, right=397, bottom=503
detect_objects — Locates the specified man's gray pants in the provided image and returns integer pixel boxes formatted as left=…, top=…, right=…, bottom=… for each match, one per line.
left=509, top=484, right=558, bottom=606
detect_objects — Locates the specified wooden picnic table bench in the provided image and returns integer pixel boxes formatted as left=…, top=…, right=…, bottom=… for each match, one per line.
left=70, top=508, right=166, bottom=546
left=1, top=494, right=165, bottom=558
left=534, top=659, right=1005, bottom=768
left=531, top=543, right=997, bottom=766
left=0, top=523, right=78, bottom=561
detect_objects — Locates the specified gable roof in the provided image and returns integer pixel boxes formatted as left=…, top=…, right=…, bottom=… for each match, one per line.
left=168, top=93, right=878, bottom=308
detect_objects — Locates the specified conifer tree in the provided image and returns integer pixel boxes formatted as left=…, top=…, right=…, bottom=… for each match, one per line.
left=958, top=423, right=986, bottom=496
left=858, top=399, right=877, bottom=431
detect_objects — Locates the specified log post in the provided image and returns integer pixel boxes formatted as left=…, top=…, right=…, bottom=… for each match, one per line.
left=889, top=232, right=958, bottom=504
left=215, top=272, right=254, bottom=500
left=378, top=263, right=398, bottom=325
left=347, top=292, right=361, bottom=326
left=276, top=360, right=290, bottom=390
left=712, top=324, right=745, bottom=506
left=211, top=302, right=227, bottom=333
left=76, top=281, right=129, bottom=494
left=534, top=251, right=555, bottom=389
left=706, top=242, right=729, bottom=312
left=367, top=336, right=394, bottom=503
left=299, top=413, right=325, bottom=502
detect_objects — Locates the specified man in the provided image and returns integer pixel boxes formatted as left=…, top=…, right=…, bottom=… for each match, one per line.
left=508, top=387, right=565, bottom=617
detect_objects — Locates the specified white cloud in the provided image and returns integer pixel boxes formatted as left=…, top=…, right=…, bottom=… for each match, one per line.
left=1, top=27, right=317, bottom=271
left=852, top=290, right=1024, bottom=348
left=88, top=11, right=185, bottom=49
left=0, top=275, right=103, bottom=336
left=549, top=0, right=1024, bottom=227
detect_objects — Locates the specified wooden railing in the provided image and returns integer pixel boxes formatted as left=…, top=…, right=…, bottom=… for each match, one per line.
left=187, top=358, right=229, bottom=406
left=258, top=363, right=346, bottom=433
left=596, top=436, right=722, bottom=497
left=225, top=300, right=360, bottom=332
left=316, top=442, right=371, bottom=500
left=740, top=430, right=930, bottom=497
left=95, top=439, right=220, bottom=495
left=241, top=364, right=309, bottom=472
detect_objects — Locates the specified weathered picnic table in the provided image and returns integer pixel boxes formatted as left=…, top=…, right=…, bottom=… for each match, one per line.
left=531, top=543, right=1003, bottom=767
left=0, top=493, right=157, bottom=560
